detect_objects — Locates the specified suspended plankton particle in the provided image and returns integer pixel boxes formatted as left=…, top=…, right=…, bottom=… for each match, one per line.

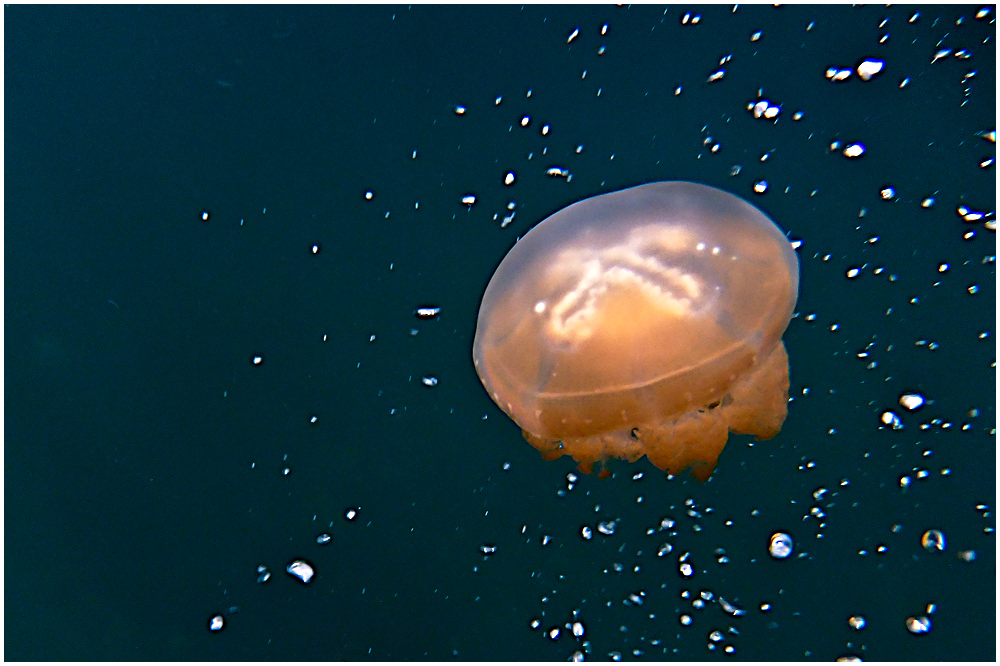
left=461, top=194, right=477, bottom=207
left=843, top=143, right=866, bottom=158
left=751, top=30, right=762, bottom=42
left=421, top=376, right=438, bottom=387
left=906, top=616, right=932, bottom=634
left=769, top=532, right=793, bottom=559
left=208, top=615, right=225, bottom=632
left=316, top=533, right=332, bottom=544
left=899, top=393, right=925, bottom=410
left=504, top=172, right=515, bottom=186
left=921, top=197, right=936, bottom=208
left=921, top=529, right=946, bottom=551
left=567, top=27, right=579, bottom=43
left=572, top=621, right=585, bottom=637
left=753, top=180, right=769, bottom=194
left=857, top=59, right=885, bottom=80
left=546, top=166, right=571, bottom=179
left=846, top=267, right=862, bottom=278
left=750, top=99, right=781, bottom=119
left=980, top=130, right=996, bottom=143
left=454, top=105, right=467, bottom=115
left=707, top=69, right=725, bottom=83
left=880, top=187, right=896, bottom=200
left=881, top=411, right=901, bottom=432
left=286, top=560, right=315, bottom=584
left=826, top=67, right=852, bottom=81
left=365, top=190, right=374, bottom=200
left=520, top=115, right=530, bottom=127
left=256, top=564, right=271, bottom=583
left=957, top=205, right=986, bottom=222
left=415, top=306, right=441, bottom=319
left=931, top=49, right=951, bottom=63
left=719, top=597, right=746, bottom=616
left=848, top=615, right=867, bottom=630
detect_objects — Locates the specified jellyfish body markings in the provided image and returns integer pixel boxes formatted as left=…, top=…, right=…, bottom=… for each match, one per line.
left=472, top=181, right=799, bottom=480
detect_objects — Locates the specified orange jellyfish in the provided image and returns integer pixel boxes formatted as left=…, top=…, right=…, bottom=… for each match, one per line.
left=472, top=181, right=799, bottom=481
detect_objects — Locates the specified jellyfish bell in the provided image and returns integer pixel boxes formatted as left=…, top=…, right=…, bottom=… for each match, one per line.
left=472, top=181, right=799, bottom=481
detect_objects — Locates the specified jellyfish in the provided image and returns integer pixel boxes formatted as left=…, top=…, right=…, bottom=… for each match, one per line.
left=472, top=181, right=799, bottom=481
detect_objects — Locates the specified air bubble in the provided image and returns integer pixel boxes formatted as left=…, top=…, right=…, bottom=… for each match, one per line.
left=843, top=143, right=866, bottom=158
left=921, top=530, right=946, bottom=551
left=906, top=616, right=931, bottom=634
left=415, top=306, right=441, bottom=319
left=769, top=532, right=793, bottom=558
left=286, top=559, right=315, bottom=584
left=857, top=59, right=884, bottom=80
left=881, top=411, right=903, bottom=429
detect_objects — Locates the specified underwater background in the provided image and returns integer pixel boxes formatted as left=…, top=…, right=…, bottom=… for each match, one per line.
left=6, top=4, right=995, bottom=661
